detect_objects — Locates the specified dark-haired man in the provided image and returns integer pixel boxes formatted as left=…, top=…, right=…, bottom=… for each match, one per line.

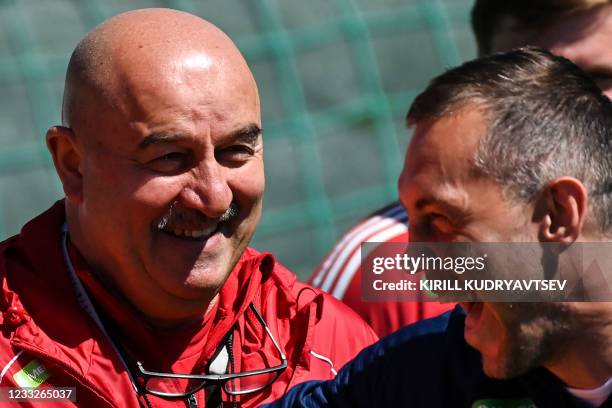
left=265, top=47, right=612, bottom=407
left=310, top=0, right=612, bottom=338
left=0, top=8, right=377, bottom=408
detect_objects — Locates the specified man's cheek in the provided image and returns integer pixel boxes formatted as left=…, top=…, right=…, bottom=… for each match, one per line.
left=475, top=305, right=510, bottom=356
left=231, top=166, right=265, bottom=202
left=130, top=175, right=182, bottom=204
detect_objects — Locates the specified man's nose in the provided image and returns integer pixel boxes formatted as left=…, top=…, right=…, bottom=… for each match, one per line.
left=179, top=157, right=233, bottom=218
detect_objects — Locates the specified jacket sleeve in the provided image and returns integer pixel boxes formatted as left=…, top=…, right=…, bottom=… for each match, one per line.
left=262, top=308, right=462, bottom=408
left=262, top=339, right=387, bottom=408
left=260, top=379, right=351, bottom=408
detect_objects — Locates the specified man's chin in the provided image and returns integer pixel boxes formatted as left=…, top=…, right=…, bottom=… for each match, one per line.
left=144, top=252, right=231, bottom=299
left=464, top=337, right=513, bottom=379
left=478, top=339, right=544, bottom=380
left=481, top=356, right=515, bottom=379
left=165, top=263, right=234, bottom=299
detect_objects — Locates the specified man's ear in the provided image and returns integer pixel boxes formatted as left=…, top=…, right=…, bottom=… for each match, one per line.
left=536, top=177, right=587, bottom=244
left=46, top=126, right=83, bottom=204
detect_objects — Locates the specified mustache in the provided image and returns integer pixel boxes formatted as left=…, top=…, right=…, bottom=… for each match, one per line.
left=156, top=202, right=240, bottom=230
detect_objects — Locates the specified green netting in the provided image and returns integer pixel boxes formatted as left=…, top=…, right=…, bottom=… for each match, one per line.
left=0, top=0, right=475, bottom=279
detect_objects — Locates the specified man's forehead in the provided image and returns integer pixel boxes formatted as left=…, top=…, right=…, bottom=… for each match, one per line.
left=401, top=108, right=487, bottom=208
left=84, top=47, right=259, bottom=149
left=110, top=39, right=255, bottom=102
left=407, top=109, right=486, bottom=173
left=64, top=8, right=259, bottom=134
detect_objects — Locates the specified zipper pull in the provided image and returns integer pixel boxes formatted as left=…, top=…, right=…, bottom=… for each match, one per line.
left=185, top=394, right=198, bottom=408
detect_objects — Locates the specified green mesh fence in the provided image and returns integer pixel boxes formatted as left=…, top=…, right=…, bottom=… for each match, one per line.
left=0, top=0, right=475, bottom=279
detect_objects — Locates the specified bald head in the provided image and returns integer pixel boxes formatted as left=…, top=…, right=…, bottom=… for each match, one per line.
left=48, top=8, right=264, bottom=326
left=62, top=8, right=257, bottom=129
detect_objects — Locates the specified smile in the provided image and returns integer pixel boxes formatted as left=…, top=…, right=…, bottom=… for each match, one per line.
left=158, top=223, right=220, bottom=240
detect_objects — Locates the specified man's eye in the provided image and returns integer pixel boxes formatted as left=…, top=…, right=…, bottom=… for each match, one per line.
left=147, top=152, right=188, bottom=172
left=228, top=145, right=255, bottom=155
left=158, top=152, right=186, bottom=161
left=424, top=213, right=454, bottom=235
left=216, top=145, right=255, bottom=162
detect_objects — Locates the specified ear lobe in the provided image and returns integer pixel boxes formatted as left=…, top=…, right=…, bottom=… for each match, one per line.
left=537, top=177, right=586, bottom=244
left=46, top=126, right=83, bottom=204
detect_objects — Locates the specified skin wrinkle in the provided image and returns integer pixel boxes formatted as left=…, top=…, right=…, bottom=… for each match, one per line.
left=49, top=8, right=264, bottom=328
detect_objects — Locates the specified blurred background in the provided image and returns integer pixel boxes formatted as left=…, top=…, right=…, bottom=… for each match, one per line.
left=0, top=0, right=475, bottom=280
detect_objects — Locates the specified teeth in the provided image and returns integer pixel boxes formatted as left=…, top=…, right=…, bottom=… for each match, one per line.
left=163, top=224, right=217, bottom=238
left=200, top=225, right=218, bottom=236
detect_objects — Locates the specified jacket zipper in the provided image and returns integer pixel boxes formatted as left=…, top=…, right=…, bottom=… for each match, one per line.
left=186, top=393, right=198, bottom=408
left=227, top=331, right=237, bottom=408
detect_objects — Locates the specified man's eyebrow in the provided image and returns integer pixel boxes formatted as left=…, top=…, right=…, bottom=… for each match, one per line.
left=415, top=198, right=433, bottom=211
left=137, top=124, right=262, bottom=150
left=415, top=197, right=449, bottom=213
left=415, top=196, right=465, bottom=218
left=226, top=123, right=262, bottom=144
left=138, top=133, right=185, bottom=149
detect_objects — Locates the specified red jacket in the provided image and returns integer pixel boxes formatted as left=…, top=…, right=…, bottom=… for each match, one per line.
left=0, top=201, right=377, bottom=407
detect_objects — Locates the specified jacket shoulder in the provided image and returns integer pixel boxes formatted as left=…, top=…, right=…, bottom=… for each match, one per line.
left=265, top=307, right=475, bottom=408
left=262, top=307, right=473, bottom=408
left=308, top=201, right=408, bottom=290
left=266, top=254, right=377, bottom=339
left=253, top=251, right=378, bottom=370
left=294, top=279, right=378, bottom=341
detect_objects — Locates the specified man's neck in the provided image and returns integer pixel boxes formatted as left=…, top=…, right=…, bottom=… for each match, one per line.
left=545, top=305, right=612, bottom=389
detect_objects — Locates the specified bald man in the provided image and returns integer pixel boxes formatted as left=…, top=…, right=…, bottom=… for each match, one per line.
left=0, top=9, right=377, bottom=408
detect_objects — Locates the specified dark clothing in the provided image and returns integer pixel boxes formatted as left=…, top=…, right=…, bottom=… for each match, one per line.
left=264, top=306, right=610, bottom=408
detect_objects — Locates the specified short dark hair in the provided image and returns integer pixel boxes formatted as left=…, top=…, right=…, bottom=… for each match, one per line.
left=471, top=0, right=611, bottom=55
left=407, top=47, right=612, bottom=234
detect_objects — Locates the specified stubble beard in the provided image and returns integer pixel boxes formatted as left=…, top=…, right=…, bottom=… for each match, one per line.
left=484, top=303, right=574, bottom=379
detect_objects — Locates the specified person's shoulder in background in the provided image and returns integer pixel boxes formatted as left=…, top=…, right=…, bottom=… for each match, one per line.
left=308, top=201, right=454, bottom=337
left=252, top=248, right=379, bottom=385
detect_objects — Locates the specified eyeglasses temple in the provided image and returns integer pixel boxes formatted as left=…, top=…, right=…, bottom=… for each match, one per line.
left=249, top=303, right=287, bottom=361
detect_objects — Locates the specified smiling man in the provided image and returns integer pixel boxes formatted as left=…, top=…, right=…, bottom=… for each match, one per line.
left=0, top=9, right=377, bottom=408
left=310, top=0, right=612, bottom=339
left=264, top=47, right=612, bottom=408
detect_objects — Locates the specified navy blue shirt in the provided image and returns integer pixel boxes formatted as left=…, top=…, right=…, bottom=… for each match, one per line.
left=263, top=306, right=610, bottom=408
